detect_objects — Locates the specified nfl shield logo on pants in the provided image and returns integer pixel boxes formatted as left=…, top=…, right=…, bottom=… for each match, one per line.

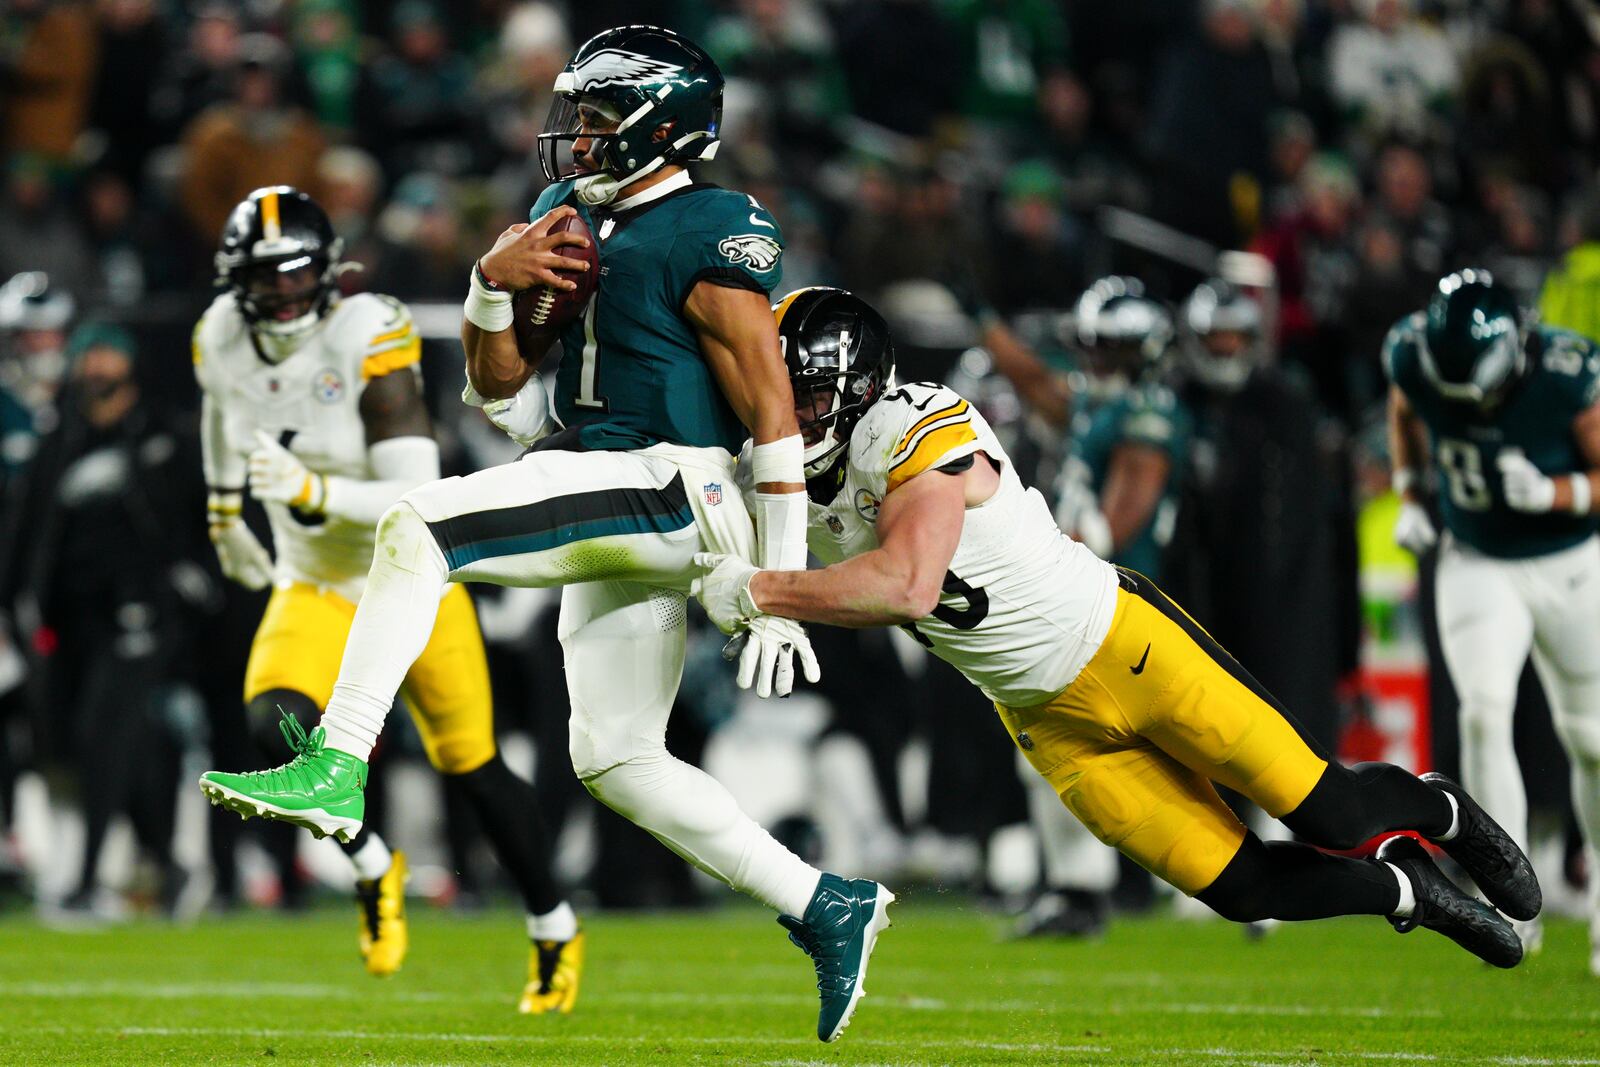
left=703, top=482, right=723, bottom=506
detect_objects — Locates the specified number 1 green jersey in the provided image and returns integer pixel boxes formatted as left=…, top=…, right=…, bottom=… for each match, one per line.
left=528, top=177, right=784, bottom=453
left=1384, top=313, right=1600, bottom=559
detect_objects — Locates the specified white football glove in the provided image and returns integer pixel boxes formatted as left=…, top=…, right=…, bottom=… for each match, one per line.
left=1497, top=449, right=1556, bottom=513
left=209, top=517, right=273, bottom=590
left=482, top=376, right=553, bottom=446
left=721, top=615, right=822, bottom=699
left=248, top=430, right=325, bottom=513
left=1393, top=499, right=1438, bottom=555
left=690, top=551, right=761, bottom=634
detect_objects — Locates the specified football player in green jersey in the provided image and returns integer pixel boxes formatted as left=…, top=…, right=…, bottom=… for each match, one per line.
left=1387, top=269, right=1600, bottom=968
left=199, top=26, right=892, bottom=1042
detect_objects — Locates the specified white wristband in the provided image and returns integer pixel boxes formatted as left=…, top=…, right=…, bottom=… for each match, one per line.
left=464, top=265, right=513, bottom=333
left=749, top=434, right=804, bottom=486
left=1392, top=467, right=1421, bottom=496
left=1572, top=474, right=1592, bottom=515
left=754, top=490, right=810, bottom=571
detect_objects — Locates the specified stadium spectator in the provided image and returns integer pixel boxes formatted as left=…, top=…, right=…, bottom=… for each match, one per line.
left=1366, top=142, right=1452, bottom=285
left=1, top=324, right=208, bottom=916
left=290, top=0, right=361, bottom=134
left=1144, top=0, right=1282, bottom=246
left=365, top=172, right=470, bottom=302
left=86, top=0, right=169, bottom=187
left=478, top=2, right=569, bottom=207
left=150, top=3, right=242, bottom=140
left=990, top=159, right=1087, bottom=314
left=0, top=156, right=99, bottom=302
left=1327, top=0, right=1458, bottom=159
left=834, top=0, right=960, bottom=139
left=0, top=0, right=98, bottom=164
left=354, top=1, right=479, bottom=180
left=0, top=273, right=74, bottom=460
left=178, top=33, right=327, bottom=248
left=941, top=0, right=1070, bottom=134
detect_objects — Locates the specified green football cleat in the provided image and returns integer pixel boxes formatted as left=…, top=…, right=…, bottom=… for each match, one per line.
left=779, top=873, right=895, bottom=1043
left=198, top=711, right=367, bottom=843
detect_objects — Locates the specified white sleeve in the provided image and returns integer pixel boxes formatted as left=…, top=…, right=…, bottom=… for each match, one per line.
left=201, top=393, right=246, bottom=489
left=321, top=436, right=440, bottom=525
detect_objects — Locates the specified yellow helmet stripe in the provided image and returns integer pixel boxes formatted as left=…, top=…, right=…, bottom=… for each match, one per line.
left=772, top=286, right=829, bottom=327
left=260, top=189, right=282, bottom=242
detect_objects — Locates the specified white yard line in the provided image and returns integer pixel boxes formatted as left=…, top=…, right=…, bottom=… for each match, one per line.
left=6, top=1026, right=1595, bottom=1066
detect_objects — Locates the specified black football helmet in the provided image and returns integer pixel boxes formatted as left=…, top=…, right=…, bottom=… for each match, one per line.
left=539, top=25, right=723, bottom=207
left=1419, top=268, right=1526, bottom=409
left=774, top=287, right=896, bottom=486
left=214, top=186, right=343, bottom=361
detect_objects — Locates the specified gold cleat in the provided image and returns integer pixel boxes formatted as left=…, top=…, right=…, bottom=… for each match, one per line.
left=355, top=850, right=409, bottom=978
left=518, top=930, right=585, bottom=1014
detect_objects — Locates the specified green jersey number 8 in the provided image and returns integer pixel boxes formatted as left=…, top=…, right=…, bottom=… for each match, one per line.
left=1436, top=437, right=1491, bottom=511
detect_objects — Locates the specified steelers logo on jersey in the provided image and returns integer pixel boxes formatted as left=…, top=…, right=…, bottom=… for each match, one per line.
left=314, top=368, right=345, bottom=405
left=855, top=488, right=880, bottom=521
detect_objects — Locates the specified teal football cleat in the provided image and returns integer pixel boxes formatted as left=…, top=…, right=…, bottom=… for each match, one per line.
left=779, top=874, right=895, bottom=1042
left=198, top=710, right=367, bottom=843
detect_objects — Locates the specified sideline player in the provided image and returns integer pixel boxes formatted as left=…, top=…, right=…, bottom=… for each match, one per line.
left=194, top=187, right=582, bottom=1011
left=695, top=287, right=1541, bottom=968
left=198, top=28, right=892, bottom=1044
left=1387, top=269, right=1600, bottom=967
left=1024, top=277, right=1188, bottom=938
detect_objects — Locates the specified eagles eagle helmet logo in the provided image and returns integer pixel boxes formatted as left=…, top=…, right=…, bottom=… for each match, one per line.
left=572, top=49, right=684, bottom=90
left=718, top=234, right=782, bottom=273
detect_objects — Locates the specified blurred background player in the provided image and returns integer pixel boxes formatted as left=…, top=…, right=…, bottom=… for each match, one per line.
left=194, top=186, right=580, bottom=1010
left=1386, top=269, right=1600, bottom=967
left=1020, top=276, right=1188, bottom=938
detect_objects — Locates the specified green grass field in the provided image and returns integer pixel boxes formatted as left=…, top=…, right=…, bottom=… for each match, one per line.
left=0, top=897, right=1595, bottom=1066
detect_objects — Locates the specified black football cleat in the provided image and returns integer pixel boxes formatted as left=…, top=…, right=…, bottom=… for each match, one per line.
left=1012, top=890, right=1109, bottom=940
left=1421, top=772, right=1541, bottom=922
left=1378, top=836, right=1523, bottom=969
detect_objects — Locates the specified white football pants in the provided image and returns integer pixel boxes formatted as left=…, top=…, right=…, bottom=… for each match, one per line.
left=1435, top=532, right=1600, bottom=945
left=319, top=444, right=821, bottom=916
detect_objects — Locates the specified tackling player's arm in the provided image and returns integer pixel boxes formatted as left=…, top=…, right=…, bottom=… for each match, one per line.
left=461, top=207, right=591, bottom=400
left=746, top=458, right=998, bottom=627
left=1100, top=443, right=1171, bottom=553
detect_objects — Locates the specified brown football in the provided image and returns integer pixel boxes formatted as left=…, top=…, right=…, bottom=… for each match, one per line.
left=512, top=213, right=599, bottom=357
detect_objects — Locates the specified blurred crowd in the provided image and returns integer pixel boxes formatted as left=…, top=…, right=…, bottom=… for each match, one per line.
left=1, top=0, right=1598, bottom=917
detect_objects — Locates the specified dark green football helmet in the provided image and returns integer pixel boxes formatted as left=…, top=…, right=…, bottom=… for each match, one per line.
left=538, top=25, right=723, bottom=207
left=1419, top=269, right=1526, bottom=409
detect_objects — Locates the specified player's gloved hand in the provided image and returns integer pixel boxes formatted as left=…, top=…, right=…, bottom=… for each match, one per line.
left=481, top=376, right=553, bottom=447
left=248, top=430, right=325, bottom=514
left=208, top=514, right=273, bottom=591
left=1393, top=499, right=1438, bottom=555
left=690, top=552, right=761, bottom=634
left=1497, top=449, right=1556, bottom=513
left=720, top=615, right=822, bottom=699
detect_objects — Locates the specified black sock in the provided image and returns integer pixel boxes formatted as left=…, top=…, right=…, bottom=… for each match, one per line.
left=1198, top=833, right=1400, bottom=922
left=454, top=755, right=564, bottom=916
left=1282, top=762, right=1452, bottom=850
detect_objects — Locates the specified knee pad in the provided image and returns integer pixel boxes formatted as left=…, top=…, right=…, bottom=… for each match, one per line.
left=1551, top=683, right=1600, bottom=765
left=246, top=688, right=321, bottom=761
left=1454, top=691, right=1516, bottom=743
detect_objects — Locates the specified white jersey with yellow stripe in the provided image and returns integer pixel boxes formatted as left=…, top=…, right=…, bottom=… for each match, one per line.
left=808, top=381, right=1120, bottom=707
left=192, top=291, right=422, bottom=601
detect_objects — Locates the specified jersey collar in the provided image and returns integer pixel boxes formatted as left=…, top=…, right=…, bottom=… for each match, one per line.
left=610, top=169, right=693, bottom=213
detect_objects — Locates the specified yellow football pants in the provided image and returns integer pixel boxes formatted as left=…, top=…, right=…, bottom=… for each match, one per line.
left=243, top=582, right=496, bottom=774
left=997, top=570, right=1328, bottom=896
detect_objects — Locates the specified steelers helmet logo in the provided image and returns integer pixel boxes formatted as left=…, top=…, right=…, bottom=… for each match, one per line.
left=314, top=369, right=345, bottom=404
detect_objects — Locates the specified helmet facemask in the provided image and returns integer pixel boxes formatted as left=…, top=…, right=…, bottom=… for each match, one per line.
left=233, top=253, right=337, bottom=362
left=793, top=361, right=884, bottom=480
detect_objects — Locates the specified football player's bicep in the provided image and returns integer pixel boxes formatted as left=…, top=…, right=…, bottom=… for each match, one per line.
left=685, top=281, right=795, bottom=444
left=359, top=369, right=432, bottom=444
left=875, top=465, right=967, bottom=607
left=1101, top=443, right=1171, bottom=551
